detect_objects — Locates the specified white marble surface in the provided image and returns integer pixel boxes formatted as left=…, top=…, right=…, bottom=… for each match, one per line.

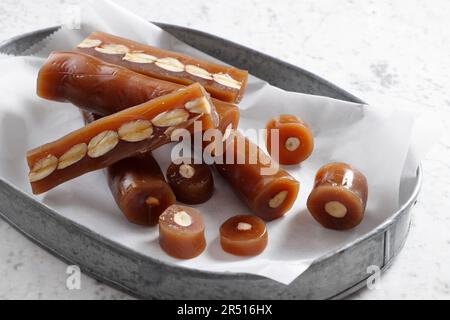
left=0, top=0, right=449, bottom=300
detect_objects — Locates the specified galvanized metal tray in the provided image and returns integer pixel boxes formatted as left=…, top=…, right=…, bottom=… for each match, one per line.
left=0, top=24, right=421, bottom=299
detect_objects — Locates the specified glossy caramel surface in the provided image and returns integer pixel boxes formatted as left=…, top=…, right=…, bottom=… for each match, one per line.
left=159, top=205, right=206, bottom=259
left=166, top=160, right=214, bottom=205
left=77, top=32, right=248, bottom=103
left=38, top=51, right=176, bottom=115
left=27, top=84, right=215, bottom=194
left=266, top=114, right=314, bottom=165
left=215, top=132, right=300, bottom=221
left=107, top=153, right=175, bottom=226
left=83, top=113, right=175, bottom=226
left=38, top=51, right=235, bottom=127
left=220, top=215, right=268, bottom=256
left=307, top=162, right=368, bottom=230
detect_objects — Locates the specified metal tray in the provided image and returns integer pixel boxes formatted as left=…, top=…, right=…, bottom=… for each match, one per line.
left=0, top=24, right=421, bottom=300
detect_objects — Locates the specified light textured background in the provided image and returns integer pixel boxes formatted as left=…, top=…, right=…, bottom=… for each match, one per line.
left=0, top=0, right=449, bottom=300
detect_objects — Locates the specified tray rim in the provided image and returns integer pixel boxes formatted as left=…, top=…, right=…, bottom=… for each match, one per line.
left=0, top=24, right=423, bottom=288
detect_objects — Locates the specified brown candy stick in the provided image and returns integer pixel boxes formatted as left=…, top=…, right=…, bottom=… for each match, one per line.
left=37, top=51, right=238, bottom=133
left=76, top=32, right=248, bottom=103
left=27, top=83, right=216, bottom=194
left=215, top=131, right=300, bottom=221
left=108, top=154, right=176, bottom=226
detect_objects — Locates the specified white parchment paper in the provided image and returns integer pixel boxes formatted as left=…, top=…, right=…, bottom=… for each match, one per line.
left=0, top=0, right=433, bottom=285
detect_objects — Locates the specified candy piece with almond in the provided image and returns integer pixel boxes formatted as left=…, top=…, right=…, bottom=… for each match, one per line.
left=108, top=153, right=176, bottom=226
left=37, top=51, right=236, bottom=131
left=215, top=131, right=300, bottom=221
left=37, top=51, right=238, bottom=158
left=166, top=160, right=214, bottom=205
left=76, top=32, right=248, bottom=103
left=220, top=215, right=268, bottom=257
left=27, top=83, right=217, bottom=195
left=307, top=162, right=368, bottom=230
left=266, top=114, right=314, bottom=165
left=159, top=205, right=206, bottom=259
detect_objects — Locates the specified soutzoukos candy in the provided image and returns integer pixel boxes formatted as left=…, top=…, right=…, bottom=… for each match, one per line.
left=76, top=32, right=248, bottom=103
left=216, top=131, right=300, bottom=221
left=37, top=51, right=240, bottom=134
left=27, top=83, right=217, bottom=194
